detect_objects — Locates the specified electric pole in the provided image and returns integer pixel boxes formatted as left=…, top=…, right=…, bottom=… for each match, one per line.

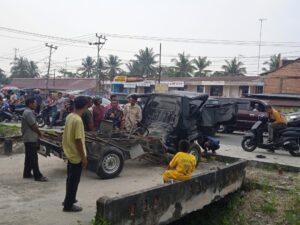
left=158, top=43, right=162, bottom=84
left=13, top=48, right=19, bottom=61
left=257, top=18, right=267, bottom=75
left=45, top=43, right=58, bottom=93
left=64, top=57, right=69, bottom=78
left=89, top=34, right=107, bottom=95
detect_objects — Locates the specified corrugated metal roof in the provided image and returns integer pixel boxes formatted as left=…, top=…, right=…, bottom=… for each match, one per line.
left=10, top=78, right=96, bottom=90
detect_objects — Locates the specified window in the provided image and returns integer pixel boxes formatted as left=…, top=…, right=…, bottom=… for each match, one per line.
left=197, top=85, right=204, bottom=93
left=210, top=86, right=223, bottom=96
left=255, top=86, right=263, bottom=94
left=239, top=86, right=249, bottom=96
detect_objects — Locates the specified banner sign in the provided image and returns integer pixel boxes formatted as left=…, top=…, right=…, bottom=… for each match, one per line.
left=168, top=81, right=184, bottom=88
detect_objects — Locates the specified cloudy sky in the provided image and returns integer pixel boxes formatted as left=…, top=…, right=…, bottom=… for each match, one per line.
left=0, top=0, right=299, bottom=76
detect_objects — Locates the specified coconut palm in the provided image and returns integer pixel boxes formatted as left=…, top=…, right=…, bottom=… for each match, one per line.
left=79, top=56, right=96, bottom=78
left=193, top=56, right=211, bottom=77
left=28, top=61, right=40, bottom=78
left=126, top=60, right=141, bottom=76
left=134, top=47, right=158, bottom=77
left=105, top=55, right=123, bottom=81
left=0, top=68, right=8, bottom=84
left=262, top=54, right=281, bottom=73
left=222, top=57, right=247, bottom=75
left=171, top=53, right=195, bottom=77
left=10, top=57, right=39, bottom=78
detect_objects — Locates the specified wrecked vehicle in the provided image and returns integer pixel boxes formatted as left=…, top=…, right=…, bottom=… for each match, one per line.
left=39, top=91, right=236, bottom=179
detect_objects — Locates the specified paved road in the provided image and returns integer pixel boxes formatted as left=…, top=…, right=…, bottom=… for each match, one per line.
left=215, top=132, right=244, bottom=147
left=215, top=132, right=300, bottom=168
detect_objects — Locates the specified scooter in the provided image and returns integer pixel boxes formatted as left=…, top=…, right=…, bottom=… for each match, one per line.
left=0, top=105, right=25, bottom=122
left=241, top=116, right=300, bottom=157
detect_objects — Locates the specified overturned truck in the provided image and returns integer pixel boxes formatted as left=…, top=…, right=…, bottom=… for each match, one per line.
left=39, top=92, right=237, bottom=179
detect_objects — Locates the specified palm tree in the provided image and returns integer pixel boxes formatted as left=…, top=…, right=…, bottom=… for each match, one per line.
left=79, top=56, right=96, bottom=78
left=193, top=56, right=211, bottom=77
left=10, top=57, right=39, bottom=78
left=134, top=47, right=158, bottom=77
left=171, top=53, right=195, bottom=77
left=222, top=57, right=247, bottom=75
left=0, top=68, right=8, bottom=84
left=126, top=60, right=141, bottom=76
left=105, top=55, right=122, bottom=81
left=262, top=54, right=281, bottom=73
left=28, top=61, right=40, bottom=78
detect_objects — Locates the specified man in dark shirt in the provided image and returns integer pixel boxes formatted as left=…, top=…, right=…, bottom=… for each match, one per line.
left=21, top=97, right=47, bottom=182
left=104, top=99, right=123, bottom=129
left=82, top=97, right=95, bottom=132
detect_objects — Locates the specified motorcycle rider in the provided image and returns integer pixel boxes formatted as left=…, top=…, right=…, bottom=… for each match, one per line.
left=266, top=105, right=287, bottom=143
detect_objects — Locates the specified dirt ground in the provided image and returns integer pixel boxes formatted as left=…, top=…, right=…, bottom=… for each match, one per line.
left=0, top=151, right=226, bottom=225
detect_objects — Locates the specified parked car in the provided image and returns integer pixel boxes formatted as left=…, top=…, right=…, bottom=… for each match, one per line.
left=215, top=98, right=269, bottom=133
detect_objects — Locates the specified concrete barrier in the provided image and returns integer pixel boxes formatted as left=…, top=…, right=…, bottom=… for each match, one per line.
left=96, top=159, right=247, bottom=225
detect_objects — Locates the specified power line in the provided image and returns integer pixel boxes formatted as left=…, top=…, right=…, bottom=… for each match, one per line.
left=1, top=26, right=300, bottom=47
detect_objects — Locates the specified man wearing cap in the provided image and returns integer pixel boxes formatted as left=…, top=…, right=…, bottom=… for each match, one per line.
left=123, top=95, right=142, bottom=131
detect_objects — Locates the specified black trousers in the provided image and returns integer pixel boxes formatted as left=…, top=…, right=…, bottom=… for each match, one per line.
left=63, top=161, right=82, bottom=209
left=23, top=142, right=43, bottom=179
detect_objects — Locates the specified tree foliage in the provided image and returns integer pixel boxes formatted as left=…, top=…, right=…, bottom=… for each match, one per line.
left=262, top=54, right=281, bottom=74
left=171, top=53, right=195, bottom=77
left=134, top=47, right=158, bottom=77
left=78, top=56, right=96, bottom=78
left=222, top=57, right=247, bottom=75
left=193, top=56, right=211, bottom=77
left=0, top=68, right=9, bottom=84
left=10, top=57, right=40, bottom=78
left=105, top=55, right=122, bottom=81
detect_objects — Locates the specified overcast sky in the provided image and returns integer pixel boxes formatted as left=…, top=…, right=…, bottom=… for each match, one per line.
left=0, top=0, right=299, bottom=76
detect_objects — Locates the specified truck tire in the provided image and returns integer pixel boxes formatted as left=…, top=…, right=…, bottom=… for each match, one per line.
left=97, top=147, right=124, bottom=179
left=188, top=143, right=201, bottom=167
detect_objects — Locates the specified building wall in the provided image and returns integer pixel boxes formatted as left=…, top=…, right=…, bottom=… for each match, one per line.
left=264, top=59, right=300, bottom=94
left=229, top=86, right=240, bottom=97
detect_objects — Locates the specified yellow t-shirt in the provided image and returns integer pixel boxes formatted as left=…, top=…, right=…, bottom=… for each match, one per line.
left=168, top=152, right=196, bottom=180
left=62, top=113, right=86, bottom=164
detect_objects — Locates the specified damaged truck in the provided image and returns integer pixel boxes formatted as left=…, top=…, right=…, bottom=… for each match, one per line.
left=39, top=91, right=237, bottom=179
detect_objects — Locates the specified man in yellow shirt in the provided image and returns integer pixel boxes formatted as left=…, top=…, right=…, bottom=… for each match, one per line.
left=266, top=105, right=287, bottom=143
left=62, top=96, right=89, bottom=212
left=163, top=140, right=196, bottom=183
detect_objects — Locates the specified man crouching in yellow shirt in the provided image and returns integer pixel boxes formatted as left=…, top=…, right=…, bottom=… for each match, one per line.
left=163, top=140, right=196, bottom=183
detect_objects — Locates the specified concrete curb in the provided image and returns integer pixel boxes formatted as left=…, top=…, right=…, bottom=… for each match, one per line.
left=215, top=155, right=300, bottom=172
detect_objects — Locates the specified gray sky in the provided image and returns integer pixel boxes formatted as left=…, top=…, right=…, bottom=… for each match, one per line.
left=0, top=0, right=299, bottom=76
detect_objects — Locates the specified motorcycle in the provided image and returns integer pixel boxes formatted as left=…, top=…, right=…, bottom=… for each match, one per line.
left=36, top=106, right=69, bottom=128
left=0, top=105, right=25, bottom=122
left=241, top=116, right=300, bottom=157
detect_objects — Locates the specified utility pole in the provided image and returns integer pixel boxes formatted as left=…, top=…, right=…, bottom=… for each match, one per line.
left=89, top=34, right=107, bottom=95
left=257, top=18, right=267, bottom=75
left=158, top=43, right=162, bottom=84
left=45, top=43, right=58, bottom=93
left=53, top=69, right=56, bottom=87
left=13, top=48, right=19, bottom=61
left=64, top=57, right=69, bottom=78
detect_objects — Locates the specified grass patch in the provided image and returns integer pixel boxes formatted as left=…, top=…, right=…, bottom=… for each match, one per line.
left=91, top=215, right=110, bottom=225
left=284, top=186, right=300, bottom=225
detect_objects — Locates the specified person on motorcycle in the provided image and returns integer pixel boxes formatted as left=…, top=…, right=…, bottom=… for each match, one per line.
left=266, top=105, right=288, bottom=143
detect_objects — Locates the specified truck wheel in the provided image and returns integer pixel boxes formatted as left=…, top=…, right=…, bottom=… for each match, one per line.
left=188, top=143, right=201, bottom=167
left=97, top=147, right=124, bottom=179
left=241, top=137, right=257, bottom=152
